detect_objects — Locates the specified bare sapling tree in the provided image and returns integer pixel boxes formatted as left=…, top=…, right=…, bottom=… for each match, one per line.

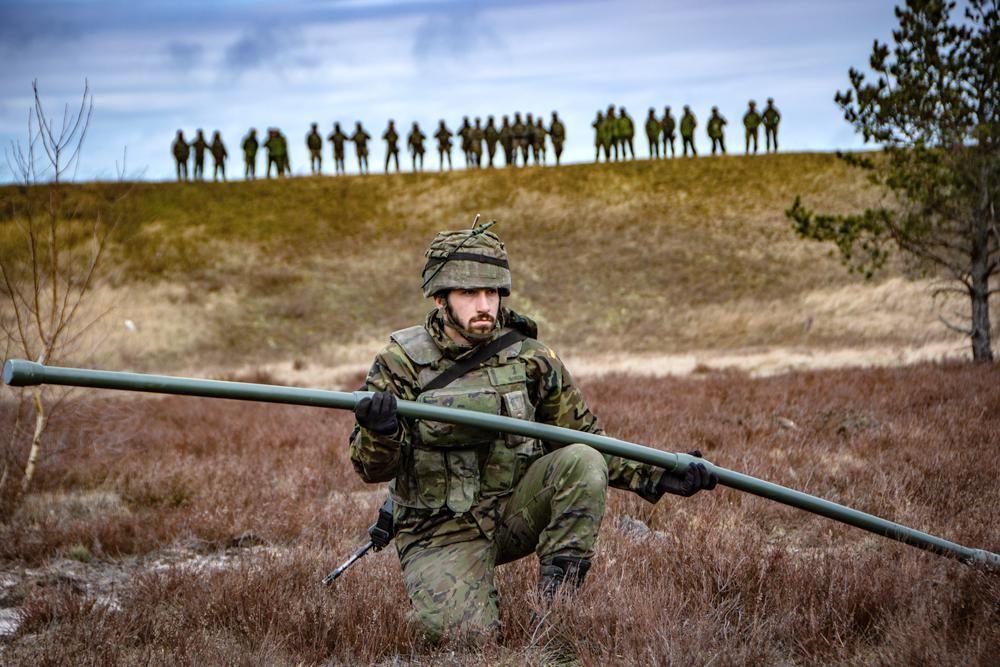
left=1, top=80, right=128, bottom=500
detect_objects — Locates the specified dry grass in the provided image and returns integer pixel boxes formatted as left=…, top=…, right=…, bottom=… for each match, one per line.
left=6, top=152, right=987, bottom=375
left=1, top=362, right=998, bottom=665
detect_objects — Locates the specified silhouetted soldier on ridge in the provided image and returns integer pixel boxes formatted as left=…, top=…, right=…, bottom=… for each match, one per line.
left=434, top=120, right=453, bottom=171
left=662, top=106, right=676, bottom=158
left=645, top=108, right=661, bottom=159
left=241, top=128, right=258, bottom=179
left=680, top=106, right=697, bottom=157
left=707, top=106, right=727, bottom=155
left=307, top=122, right=323, bottom=174
left=210, top=131, right=227, bottom=182
left=383, top=120, right=401, bottom=173
left=191, top=129, right=208, bottom=181
left=408, top=122, right=426, bottom=173
left=484, top=116, right=499, bottom=167
left=499, top=116, right=514, bottom=167
left=743, top=100, right=762, bottom=155
left=618, top=107, right=635, bottom=160
left=172, top=130, right=190, bottom=182
left=328, top=122, right=348, bottom=176
left=351, top=121, right=371, bottom=175
left=763, top=98, right=781, bottom=153
left=549, top=112, right=565, bottom=166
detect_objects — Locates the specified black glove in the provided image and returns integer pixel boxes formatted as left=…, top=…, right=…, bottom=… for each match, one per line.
left=657, top=449, right=719, bottom=497
left=355, top=391, right=399, bottom=436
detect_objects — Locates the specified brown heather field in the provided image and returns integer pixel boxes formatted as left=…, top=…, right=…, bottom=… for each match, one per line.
left=1, top=362, right=998, bottom=665
left=2, top=153, right=999, bottom=664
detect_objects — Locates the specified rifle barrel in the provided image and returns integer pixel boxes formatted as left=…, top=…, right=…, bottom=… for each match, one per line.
left=4, top=359, right=998, bottom=571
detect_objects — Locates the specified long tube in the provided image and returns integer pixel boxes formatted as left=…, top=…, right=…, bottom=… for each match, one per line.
left=4, top=359, right=998, bottom=570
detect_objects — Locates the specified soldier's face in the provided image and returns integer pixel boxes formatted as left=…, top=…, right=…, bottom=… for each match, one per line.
left=435, top=288, right=500, bottom=336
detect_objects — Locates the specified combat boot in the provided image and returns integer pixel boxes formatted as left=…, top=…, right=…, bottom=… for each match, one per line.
left=538, top=555, right=591, bottom=604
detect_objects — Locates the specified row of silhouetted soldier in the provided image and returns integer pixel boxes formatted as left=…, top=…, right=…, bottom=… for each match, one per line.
left=168, top=100, right=781, bottom=181
left=169, top=113, right=566, bottom=181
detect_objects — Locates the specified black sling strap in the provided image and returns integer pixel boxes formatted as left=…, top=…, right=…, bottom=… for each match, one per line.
left=422, top=330, right=526, bottom=392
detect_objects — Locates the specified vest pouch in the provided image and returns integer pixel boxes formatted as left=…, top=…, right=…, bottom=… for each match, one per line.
left=410, top=448, right=448, bottom=508
left=445, top=449, right=481, bottom=513
left=416, top=387, right=502, bottom=448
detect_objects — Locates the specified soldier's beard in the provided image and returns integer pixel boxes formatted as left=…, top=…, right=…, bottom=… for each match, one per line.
left=445, top=303, right=499, bottom=344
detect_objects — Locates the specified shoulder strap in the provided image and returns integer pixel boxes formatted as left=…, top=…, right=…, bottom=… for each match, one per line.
left=423, top=330, right=526, bottom=392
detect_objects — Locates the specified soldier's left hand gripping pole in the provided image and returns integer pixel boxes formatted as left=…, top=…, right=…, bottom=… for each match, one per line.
left=4, top=359, right=999, bottom=573
left=323, top=495, right=394, bottom=586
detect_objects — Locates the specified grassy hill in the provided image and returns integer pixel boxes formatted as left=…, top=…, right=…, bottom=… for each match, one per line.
left=0, top=152, right=974, bottom=376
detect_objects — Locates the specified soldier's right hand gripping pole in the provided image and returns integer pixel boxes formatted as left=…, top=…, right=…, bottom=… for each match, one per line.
left=323, top=496, right=395, bottom=586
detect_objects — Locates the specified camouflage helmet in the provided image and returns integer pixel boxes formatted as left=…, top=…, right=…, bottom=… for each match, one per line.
left=421, top=227, right=511, bottom=298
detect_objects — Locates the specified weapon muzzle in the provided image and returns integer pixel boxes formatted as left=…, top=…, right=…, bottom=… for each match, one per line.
left=3, top=359, right=45, bottom=387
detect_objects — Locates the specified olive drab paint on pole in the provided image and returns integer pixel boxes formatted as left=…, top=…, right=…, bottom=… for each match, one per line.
left=4, top=359, right=999, bottom=571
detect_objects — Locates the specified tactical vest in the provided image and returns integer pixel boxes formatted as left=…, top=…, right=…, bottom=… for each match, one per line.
left=388, top=325, right=545, bottom=513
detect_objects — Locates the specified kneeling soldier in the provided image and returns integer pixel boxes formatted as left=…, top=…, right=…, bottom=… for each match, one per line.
left=349, top=224, right=718, bottom=643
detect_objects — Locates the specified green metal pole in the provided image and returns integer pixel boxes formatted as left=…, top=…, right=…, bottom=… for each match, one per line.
left=4, top=359, right=998, bottom=570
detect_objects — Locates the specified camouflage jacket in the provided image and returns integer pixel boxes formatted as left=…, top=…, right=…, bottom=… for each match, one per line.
left=707, top=114, right=727, bottom=139
left=241, top=135, right=258, bottom=156
left=350, top=308, right=669, bottom=525
left=172, top=138, right=189, bottom=160
left=407, top=129, right=426, bottom=153
left=210, top=139, right=227, bottom=161
left=645, top=116, right=661, bottom=138
left=434, top=126, right=452, bottom=148
left=307, top=131, right=323, bottom=150
left=484, top=124, right=499, bottom=145
left=680, top=112, right=696, bottom=137
left=549, top=120, right=565, bottom=143
left=743, top=110, right=762, bottom=130
left=763, top=106, right=781, bottom=128
left=662, top=113, right=676, bottom=136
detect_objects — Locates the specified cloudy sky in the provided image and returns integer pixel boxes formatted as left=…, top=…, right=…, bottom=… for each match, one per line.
left=1, top=0, right=904, bottom=182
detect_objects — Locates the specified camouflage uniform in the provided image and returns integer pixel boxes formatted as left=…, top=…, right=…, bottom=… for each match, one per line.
left=327, top=123, right=349, bottom=176
left=743, top=101, right=762, bottom=155
left=524, top=114, right=536, bottom=165
left=645, top=108, right=661, bottom=159
left=484, top=116, right=499, bottom=168
left=408, top=123, right=426, bottom=173
left=511, top=113, right=526, bottom=167
left=172, top=131, right=190, bottom=182
left=470, top=118, right=484, bottom=168
left=349, top=230, right=674, bottom=643
left=533, top=118, right=547, bottom=165
left=680, top=107, right=697, bottom=157
left=276, top=131, right=291, bottom=176
left=351, top=123, right=371, bottom=175
left=307, top=123, right=323, bottom=174
left=383, top=121, right=401, bottom=174
left=549, top=112, right=565, bottom=167
left=617, top=108, right=635, bottom=160
left=457, top=117, right=472, bottom=168
left=662, top=107, right=676, bottom=158
left=499, top=116, right=514, bottom=167
left=606, top=105, right=618, bottom=160
left=241, top=129, right=258, bottom=180
left=707, top=107, right=727, bottom=155
left=434, top=121, right=453, bottom=172
left=191, top=130, right=208, bottom=181
left=209, top=131, right=227, bottom=182
left=592, top=111, right=605, bottom=162
left=763, top=98, right=781, bottom=153
left=262, top=129, right=286, bottom=178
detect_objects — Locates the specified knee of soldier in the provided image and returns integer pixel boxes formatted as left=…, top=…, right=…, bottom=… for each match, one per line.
left=558, top=443, right=608, bottom=488
left=407, top=607, right=497, bottom=646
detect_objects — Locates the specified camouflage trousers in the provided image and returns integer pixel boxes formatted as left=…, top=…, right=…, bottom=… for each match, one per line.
left=393, top=443, right=609, bottom=643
